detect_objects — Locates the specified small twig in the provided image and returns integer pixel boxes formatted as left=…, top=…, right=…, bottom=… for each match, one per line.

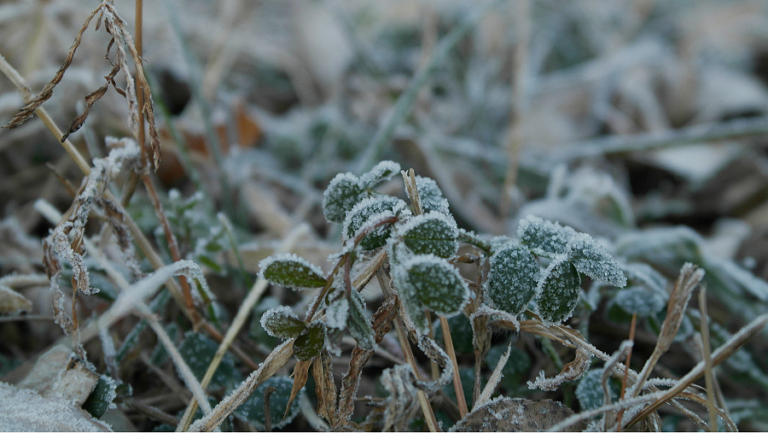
left=128, top=399, right=180, bottom=427
left=264, top=386, right=277, bottom=432
left=616, top=313, right=638, bottom=431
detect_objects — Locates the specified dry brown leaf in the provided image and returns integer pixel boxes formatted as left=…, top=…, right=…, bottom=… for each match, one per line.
left=18, top=345, right=99, bottom=406
left=450, top=397, right=584, bottom=432
left=285, top=359, right=312, bottom=421
left=311, top=349, right=337, bottom=426
left=0, top=284, right=32, bottom=314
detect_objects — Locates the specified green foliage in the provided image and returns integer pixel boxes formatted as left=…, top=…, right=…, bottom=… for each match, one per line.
left=343, top=195, right=405, bottom=250
left=294, top=321, right=326, bottom=361
left=234, top=376, right=302, bottom=430
left=486, top=243, right=540, bottom=315
left=485, top=344, right=532, bottom=391
left=178, top=332, right=241, bottom=390
left=537, top=260, right=582, bottom=324
left=397, top=212, right=458, bottom=258
left=83, top=375, right=117, bottom=418
left=259, top=253, right=327, bottom=290
left=347, top=289, right=375, bottom=350
left=260, top=305, right=306, bottom=339
left=576, top=369, right=621, bottom=412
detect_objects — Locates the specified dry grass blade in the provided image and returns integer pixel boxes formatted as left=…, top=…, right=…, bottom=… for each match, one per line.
left=475, top=343, right=511, bottom=407
left=626, top=312, right=768, bottom=429
left=285, top=360, right=312, bottom=421
left=3, top=3, right=103, bottom=129
left=632, top=263, right=704, bottom=398
left=698, top=287, right=718, bottom=432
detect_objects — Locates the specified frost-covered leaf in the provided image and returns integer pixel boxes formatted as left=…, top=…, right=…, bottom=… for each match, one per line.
left=566, top=233, right=626, bottom=287
left=536, top=260, right=582, bottom=324
left=234, top=376, right=302, bottom=430
left=178, top=332, right=240, bottom=390
left=403, top=255, right=470, bottom=317
left=82, top=375, right=118, bottom=419
left=322, top=173, right=368, bottom=223
left=0, top=284, right=32, bottom=314
left=451, top=397, right=581, bottom=432
left=622, top=262, right=668, bottom=294
left=348, top=289, right=375, bottom=350
left=615, top=226, right=703, bottom=266
left=294, top=321, right=326, bottom=361
left=259, top=253, right=327, bottom=290
left=343, top=196, right=404, bottom=250
left=260, top=306, right=306, bottom=339
left=485, top=244, right=540, bottom=316
left=359, top=160, right=401, bottom=189
left=392, top=260, right=430, bottom=334
left=325, top=296, right=349, bottom=330
left=575, top=369, right=620, bottom=411
left=518, top=215, right=575, bottom=257
left=397, top=212, right=458, bottom=258
left=613, top=286, right=666, bottom=317
left=410, top=175, right=449, bottom=215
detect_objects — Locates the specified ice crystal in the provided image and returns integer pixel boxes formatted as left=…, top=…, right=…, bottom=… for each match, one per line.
left=485, top=243, right=540, bottom=316
left=566, top=232, right=627, bottom=287
left=325, top=297, right=349, bottom=330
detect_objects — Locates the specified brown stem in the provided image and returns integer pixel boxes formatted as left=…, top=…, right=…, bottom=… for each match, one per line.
left=440, top=316, right=468, bottom=417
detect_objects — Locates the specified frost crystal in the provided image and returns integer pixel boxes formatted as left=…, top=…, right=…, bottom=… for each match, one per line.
left=322, top=172, right=367, bottom=223
left=325, top=297, right=349, bottom=330
left=485, top=243, right=540, bottom=316
left=359, top=160, right=402, bottom=188
left=260, top=305, right=305, bottom=339
left=258, top=252, right=327, bottom=290
left=396, top=212, right=458, bottom=258
left=409, top=175, right=450, bottom=215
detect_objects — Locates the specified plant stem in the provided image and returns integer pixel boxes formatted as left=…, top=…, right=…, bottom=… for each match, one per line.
left=440, top=316, right=469, bottom=417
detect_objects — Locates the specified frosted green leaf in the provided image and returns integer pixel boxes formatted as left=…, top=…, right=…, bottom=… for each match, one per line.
left=178, top=332, right=239, bottom=390
left=622, top=262, right=667, bottom=294
left=234, top=376, right=302, bottom=430
left=359, top=160, right=401, bottom=189
left=294, top=321, right=326, bottom=361
left=348, top=289, right=375, bottom=350
left=397, top=212, right=458, bottom=258
left=410, top=175, right=449, bottom=215
left=434, top=314, right=474, bottom=354
left=404, top=255, right=470, bottom=317
left=576, top=369, right=619, bottom=411
left=83, top=375, right=117, bottom=418
left=259, top=253, right=327, bottom=290
left=260, top=305, right=306, bottom=339
left=322, top=173, right=367, bottom=223
left=567, top=233, right=626, bottom=287
left=343, top=196, right=404, bottom=250
left=536, top=260, right=581, bottom=324
left=485, top=243, right=540, bottom=316
left=613, top=286, right=666, bottom=317
left=518, top=215, right=575, bottom=257
left=391, top=259, right=430, bottom=334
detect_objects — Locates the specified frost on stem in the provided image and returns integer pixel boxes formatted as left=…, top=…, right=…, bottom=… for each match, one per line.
left=343, top=196, right=405, bottom=250
left=535, top=257, right=582, bottom=324
left=485, top=243, right=539, bottom=316
left=259, top=252, right=327, bottom=290
left=407, top=175, right=450, bottom=215
left=395, top=212, right=459, bottom=259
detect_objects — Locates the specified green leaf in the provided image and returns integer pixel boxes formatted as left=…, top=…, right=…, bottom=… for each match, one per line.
left=234, top=376, right=302, bottom=430
left=260, top=306, right=307, bottom=339
left=343, top=195, right=404, bottom=250
left=398, top=212, right=458, bottom=258
left=485, top=345, right=531, bottom=391
left=485, top=243, right=540, bottom=316
left=576, top=369, right=620, bottom=411
left=359, top=160, right=401, bottom=189
left=83, top=375, right=118, bottom=418
left=259, top=253, right=327, bottom=290
left=434, top=314, right=474, bottom=354
left=536, top=260, right=581, bottom=324
left=403, top=256, right=469, bottom=317
left=294, top=322, right=326, bottom=361
left=178, top=332, right=241, bottom=390
left=613, top=286, right=666, bottom=317
left=322, top=173, right=367, bottom=223
left=347, top=290, right=375, bottom=350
